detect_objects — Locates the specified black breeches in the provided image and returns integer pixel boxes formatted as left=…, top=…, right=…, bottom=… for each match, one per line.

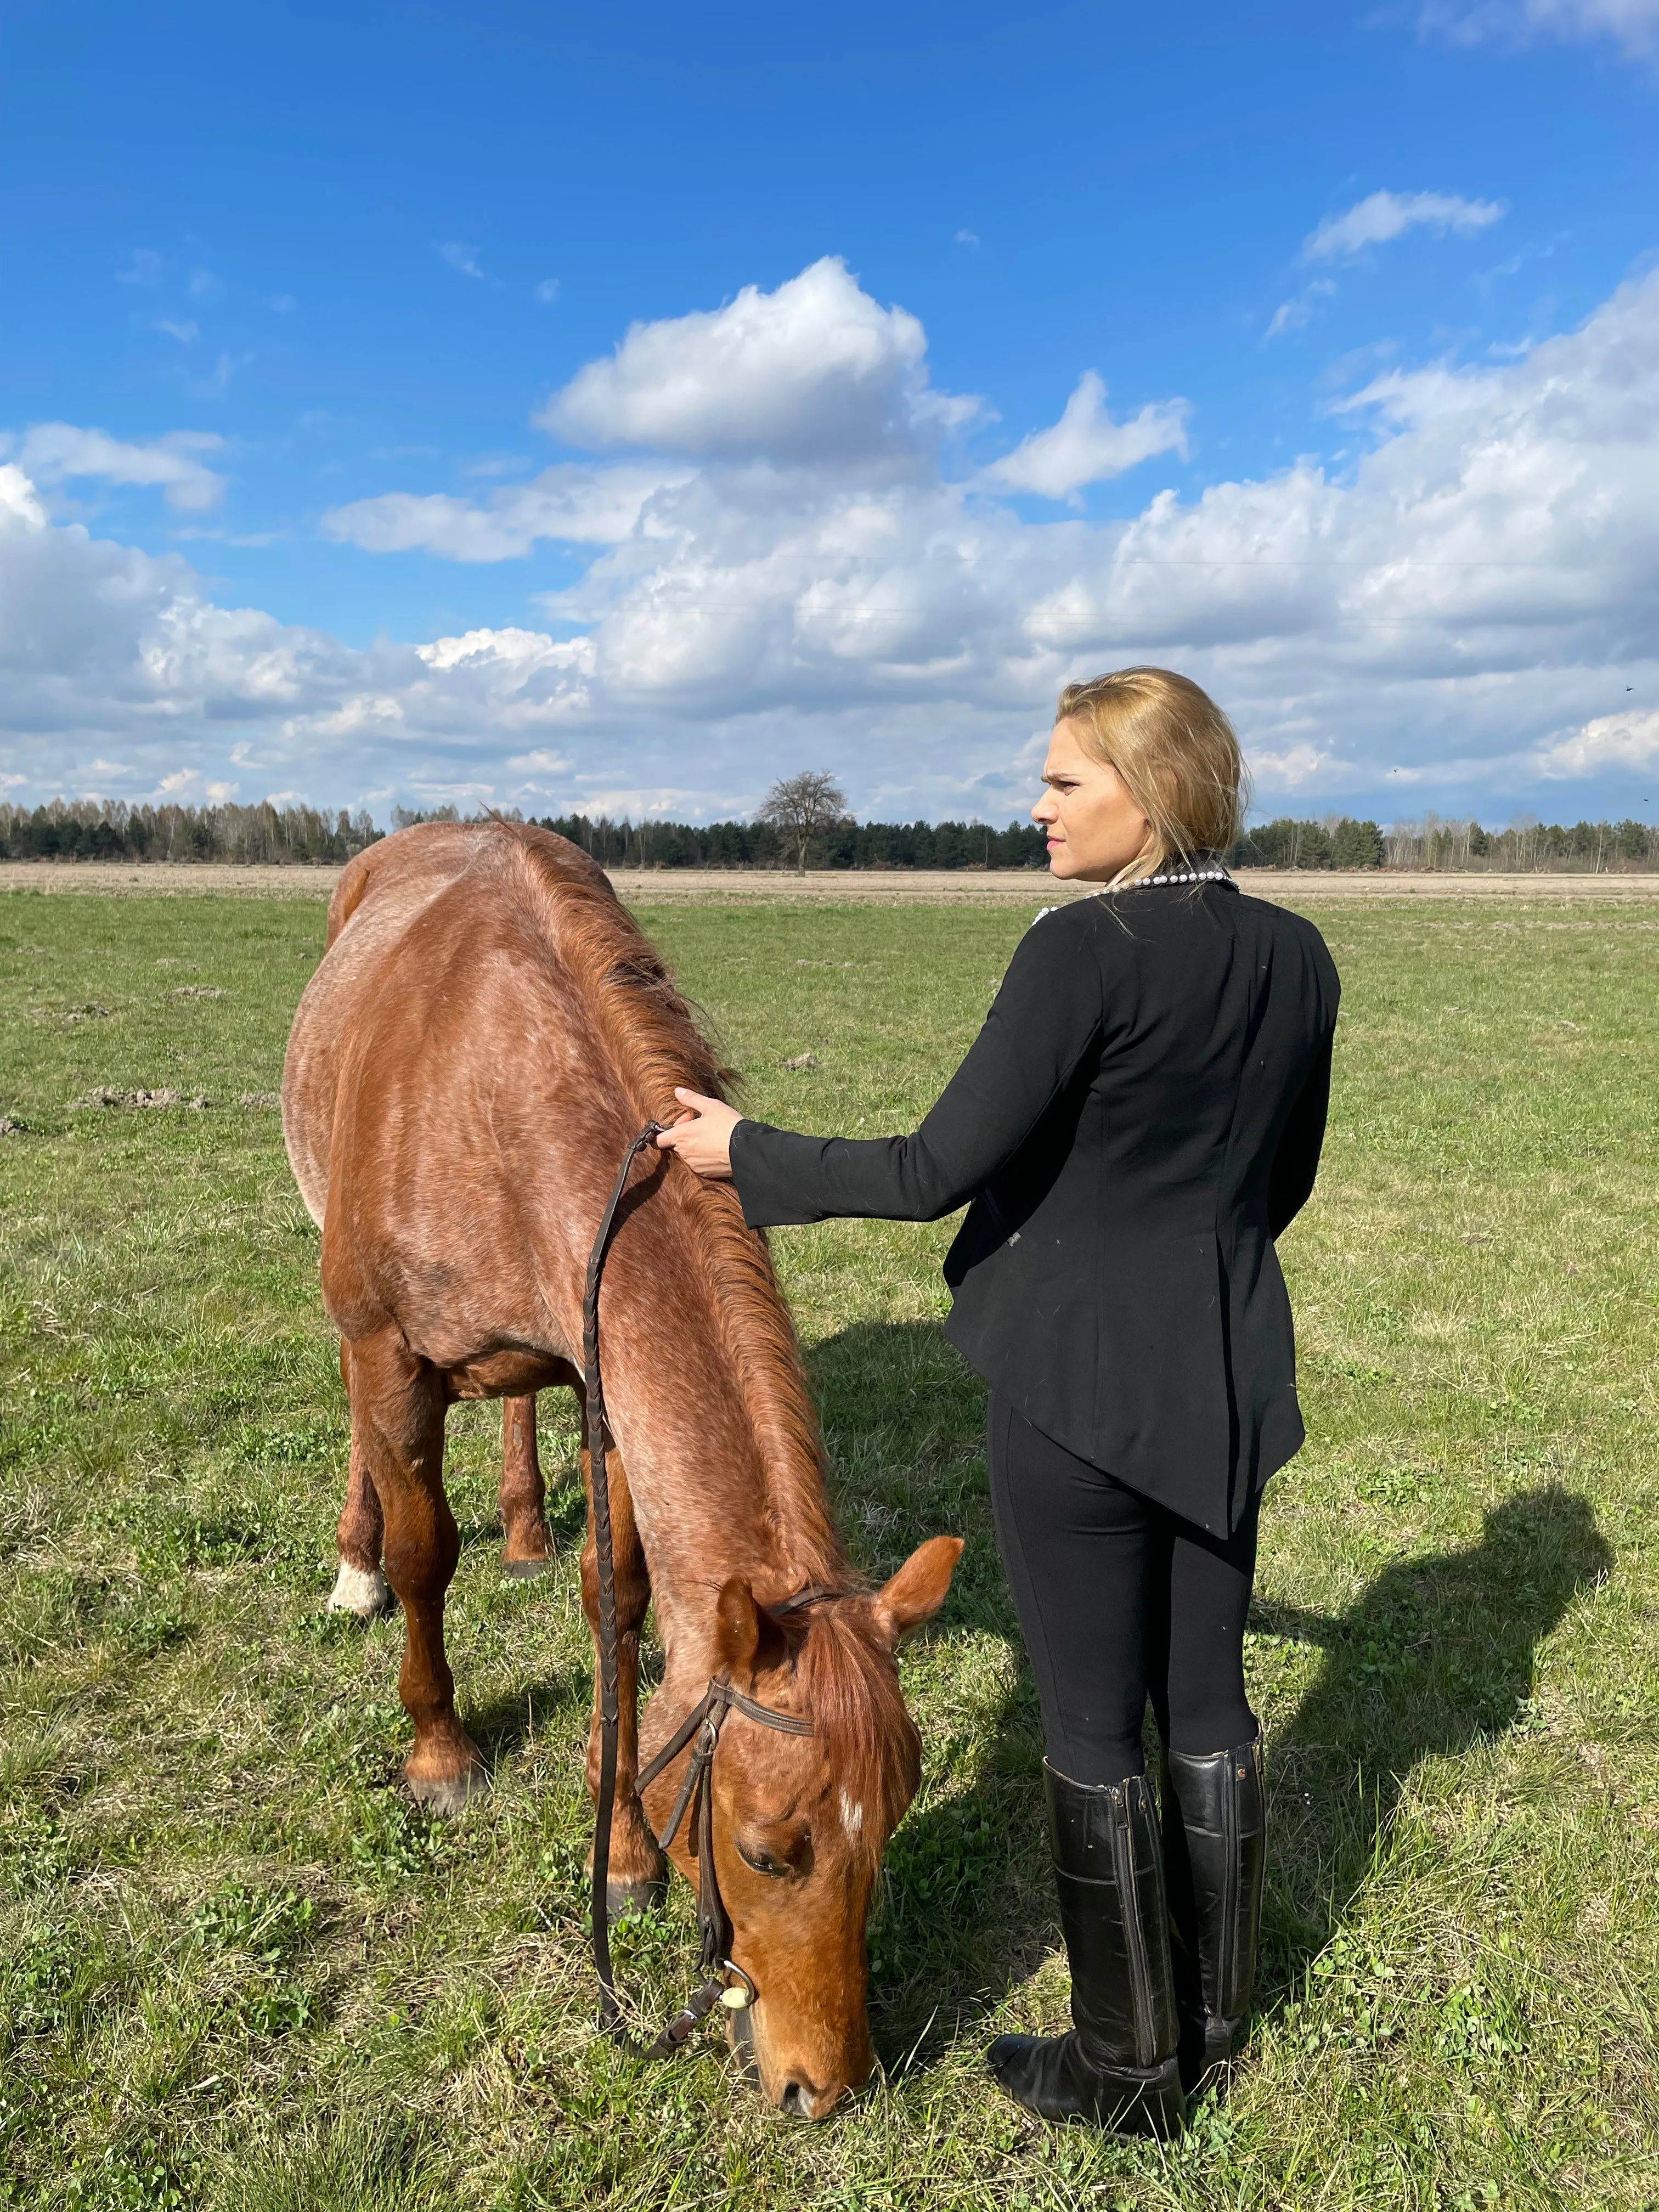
left=986, top=1391, right=1260, bottom=1788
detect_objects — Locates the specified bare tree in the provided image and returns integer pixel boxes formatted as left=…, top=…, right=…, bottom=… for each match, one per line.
left=756, top=769, right=847, bottom=876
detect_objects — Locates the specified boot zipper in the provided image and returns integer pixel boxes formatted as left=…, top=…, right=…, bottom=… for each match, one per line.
left=1111, top=1792, right=1156, bottom=2068
left=1217, top=1762, right=1238, bottom=2019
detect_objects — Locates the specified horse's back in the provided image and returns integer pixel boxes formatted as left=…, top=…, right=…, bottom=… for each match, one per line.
left=283, top=822, right=607, bottom=1224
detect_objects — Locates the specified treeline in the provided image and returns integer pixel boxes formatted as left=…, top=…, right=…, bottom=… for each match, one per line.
left=8, top=797, right=1657, bottom=873
left=1, top=799, right=380, bottom=865
left=1233, top=818, right=1387, bottom=870
left=520, top=810, right=1051, bottom=871
left=1235, top=814, right=1659, bottom=871
left=1380, top=815, right=1658, bottom=871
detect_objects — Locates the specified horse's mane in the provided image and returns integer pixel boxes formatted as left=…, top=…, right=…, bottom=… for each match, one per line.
left=789, top=1606, right=921, bottom=1847
left=503, top=824, right=850, bottom=1592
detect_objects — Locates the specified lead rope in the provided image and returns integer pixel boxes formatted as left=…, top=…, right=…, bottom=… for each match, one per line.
left=582, top=1120, right=817, bottom=2060
left=583, top=1120, right=666, bottom=2033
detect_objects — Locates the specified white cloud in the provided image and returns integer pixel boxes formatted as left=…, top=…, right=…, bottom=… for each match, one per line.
left=1532, top=708, right=1659, bottom=775
left=535, top=278, right=561, bottom=304
left=437, top=241, right=486, bottom=280
left=1266, top=281, right=1336, bottom=340
left=955, top=230, right=980, bottom=247
left=538, top=256, right=977, bottom=462
left=1419, top=0, right=1659, bottom=52
left=504, top=747, right=574, bottom=775
left=117, top=249, right=163, bottom=287
left=156, top=319, right=199, bottom=344
left=1305, top=191, right=1507, bottom=262
left=1249, top=743, right=1336, bottom=791
left=0, top=464, right=46, bottom=527
left=8, top=258, right=1659, bottom=823
left=984, top=373, right=1189, bottom=501
left=322, top=462, right=689, bottom=560
left=4, top=424, right=227, bottom=512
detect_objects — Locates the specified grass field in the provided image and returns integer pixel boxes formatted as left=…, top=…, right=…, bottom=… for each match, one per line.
left=2, top=884, right=1657, bottom=2211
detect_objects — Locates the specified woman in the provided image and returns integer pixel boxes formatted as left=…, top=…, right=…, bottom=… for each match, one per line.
left=658, top=668, right=1340, bottom=2135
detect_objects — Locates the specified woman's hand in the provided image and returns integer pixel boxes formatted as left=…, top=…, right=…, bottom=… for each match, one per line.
left=654, top=1088, right=742, bottom=1180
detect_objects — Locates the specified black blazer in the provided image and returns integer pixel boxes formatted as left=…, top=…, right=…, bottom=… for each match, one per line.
left=731, top=878, right=1340, bottom=1535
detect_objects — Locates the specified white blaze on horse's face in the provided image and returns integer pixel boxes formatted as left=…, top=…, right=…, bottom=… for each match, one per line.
left=667, top=1538, right=962, bottom=2120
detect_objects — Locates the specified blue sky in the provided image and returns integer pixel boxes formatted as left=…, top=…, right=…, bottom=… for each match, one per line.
left=3, top=0, right=1658, bottom=827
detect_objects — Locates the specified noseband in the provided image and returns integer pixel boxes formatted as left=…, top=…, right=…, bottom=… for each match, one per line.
left=584, top=1123, right=844, bottom=2059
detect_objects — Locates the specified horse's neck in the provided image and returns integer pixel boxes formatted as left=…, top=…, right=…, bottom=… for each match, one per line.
left=601, top=1259, right=844, bottom=1675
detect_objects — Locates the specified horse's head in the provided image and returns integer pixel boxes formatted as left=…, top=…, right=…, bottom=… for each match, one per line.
left=646, top=1534, right=961, bottom=2119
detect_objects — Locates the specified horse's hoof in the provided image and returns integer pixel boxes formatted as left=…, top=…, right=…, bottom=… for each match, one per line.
left=327, top=1561, right=393, bottom=1619
left=405, top=1761, right=488, bottom=1817
left=500, top=1556, right=549, bottom=1579
left=606, top=1873, right=669, bottom=1916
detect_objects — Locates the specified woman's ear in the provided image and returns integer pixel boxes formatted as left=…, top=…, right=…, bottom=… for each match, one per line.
left=871, top=1535, right=963, bottom=1649
left=713, top=1577, right=788, bottom=1683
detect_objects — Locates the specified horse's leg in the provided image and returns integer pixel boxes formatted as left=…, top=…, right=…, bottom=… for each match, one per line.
left=499, top=1393, right=551, bottom=1576
left=328, top=1342, right=394, bottom=1618
left=350, top=1327, right=484, bottom=1814
left=580, top=1434, right=668, bottom=1911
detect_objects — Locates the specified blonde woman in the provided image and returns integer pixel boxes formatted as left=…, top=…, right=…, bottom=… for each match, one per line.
left=659, top=669, right=1340, bottom=2135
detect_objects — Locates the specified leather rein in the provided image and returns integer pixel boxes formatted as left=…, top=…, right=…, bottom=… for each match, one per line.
left=583, top=1122, right=838, bottom=2058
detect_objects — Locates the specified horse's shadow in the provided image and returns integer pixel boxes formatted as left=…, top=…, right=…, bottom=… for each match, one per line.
left=809, top=1319, right=1610, bottom=2072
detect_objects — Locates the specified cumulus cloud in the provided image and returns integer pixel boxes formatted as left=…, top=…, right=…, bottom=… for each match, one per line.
left=1419, top=0, right=1659, bottom=52
left=3, top=423, right=227, bottom=512
left=7, top=258, right=1659, bottom=823
left=538, top=256, right=977, bottom=462
left=323, top=463, right=687, bottom=560
left=1532, top=707, right=1659, bottom=775
left=984, top=374, right=1190, bottom=501
left=1305, top=190, right=1507, bottom=262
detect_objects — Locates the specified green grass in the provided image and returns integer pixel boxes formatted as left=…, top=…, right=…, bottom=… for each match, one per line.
left=2, top=885, right=1657, bottom=2210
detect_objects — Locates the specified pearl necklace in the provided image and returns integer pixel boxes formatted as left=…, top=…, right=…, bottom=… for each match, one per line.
left=1033, top=864, right=1231, bottom=924
left=1126, top=865, right=1231, bottom=888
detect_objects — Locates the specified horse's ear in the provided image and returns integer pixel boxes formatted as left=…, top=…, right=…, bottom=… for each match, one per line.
left=871, top=1535, right=963, bottom=1649
left=714, top=1576, right=788, bottom=1682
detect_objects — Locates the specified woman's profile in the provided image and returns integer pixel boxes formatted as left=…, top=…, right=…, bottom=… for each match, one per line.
left=658, top=667, right=1340, bottom=2135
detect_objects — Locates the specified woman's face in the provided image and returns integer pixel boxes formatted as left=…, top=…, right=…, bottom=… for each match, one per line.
left=1031, top=717, right=1153, bottom=882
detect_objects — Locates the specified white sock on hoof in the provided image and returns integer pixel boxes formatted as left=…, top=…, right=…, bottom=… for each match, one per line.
left=328, top=1560, right=391, bottom=1617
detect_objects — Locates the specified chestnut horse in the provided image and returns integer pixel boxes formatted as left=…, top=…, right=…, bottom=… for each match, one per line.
left=281, top=821, right=960, bottom=2117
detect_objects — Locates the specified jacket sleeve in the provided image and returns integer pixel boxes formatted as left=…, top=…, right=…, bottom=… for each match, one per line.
left=1268, top=1033, right=1333, bottom=1239
left=730, top=910, right=1104, bottom=1227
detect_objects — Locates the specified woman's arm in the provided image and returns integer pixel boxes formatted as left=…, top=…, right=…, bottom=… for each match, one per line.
left=657, top=910, right=1104, bottom=1226
left=1267, top=1034, right=1333, bottom=1239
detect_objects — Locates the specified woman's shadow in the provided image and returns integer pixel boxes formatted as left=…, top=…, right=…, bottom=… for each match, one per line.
left=1252, top=1483, right=1609, bottom=1999
left=809, top=1320, right=1611, bottom=2068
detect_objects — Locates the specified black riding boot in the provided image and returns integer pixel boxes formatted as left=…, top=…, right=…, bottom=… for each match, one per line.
left=988, top=1764, right=1187, bottom=2135
left=1160, top=1733, right=1266, bottom=2088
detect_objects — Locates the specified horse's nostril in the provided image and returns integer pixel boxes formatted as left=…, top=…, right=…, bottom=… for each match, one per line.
left=780, top=2081, right=805, bottom=2115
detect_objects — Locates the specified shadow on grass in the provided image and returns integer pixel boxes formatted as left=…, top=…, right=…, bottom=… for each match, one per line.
left=468, top=1672, right=572, bottom=1764
left=1255, top=1483, right=1611, bottom=1999
left=805, top=1319, right=1613, bottom=2073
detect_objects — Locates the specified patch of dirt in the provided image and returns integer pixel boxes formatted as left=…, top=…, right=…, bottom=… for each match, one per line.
left=70, top=1087, right=210, bottom=1111
left=7, top=860, right=1659, bottom=904
left=238, top=1091, right=281, bottom=1108
left=170, top=985, right=228, bottom=1000
left=0, top=1116, right=25, bottom=1136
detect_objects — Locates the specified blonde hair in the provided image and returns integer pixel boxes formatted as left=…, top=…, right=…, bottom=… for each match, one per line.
left=1056, top=667, right=1246, bottom=887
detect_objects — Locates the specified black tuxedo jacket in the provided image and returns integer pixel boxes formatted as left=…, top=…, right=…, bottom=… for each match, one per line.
left=730, top=878, right=1340, bottom=1534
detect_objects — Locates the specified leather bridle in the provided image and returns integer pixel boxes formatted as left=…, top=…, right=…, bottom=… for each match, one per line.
left=583, top=1122, right=844, bottom=2059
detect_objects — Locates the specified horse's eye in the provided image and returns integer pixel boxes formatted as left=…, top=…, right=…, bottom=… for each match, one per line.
left=736, top=1837, right=789, bottom=1878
